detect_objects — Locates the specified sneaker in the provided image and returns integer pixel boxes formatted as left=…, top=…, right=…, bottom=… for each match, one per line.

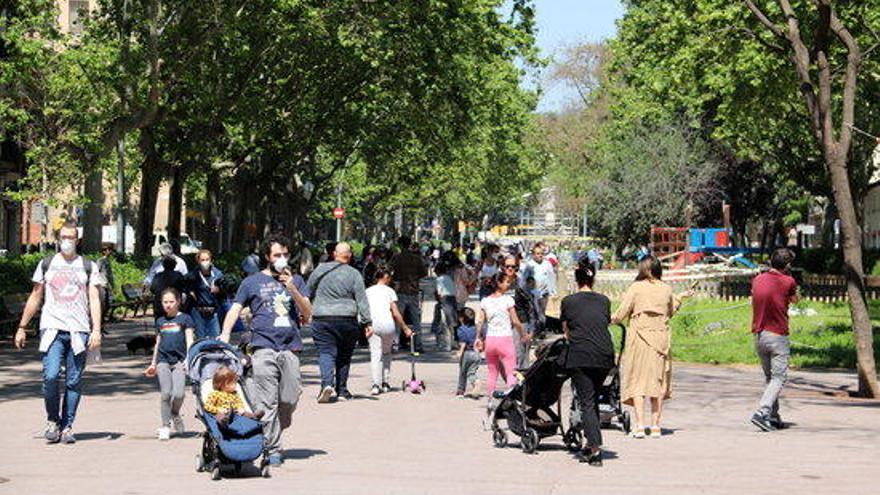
left=750, top=413, right=777, bottom=432
left=456, top=391, right=465, bottom=399
left=337, top=389, right=354, bottom=401
left=631, top=426, right=646, bottom=439
left=580, top=449, right=603, bottom=466
left=268, top=453, right=284, bottom=466
left=769, top=415, right=787, bottom=430
left=381, top=382, right=392, bottom=393
left=157, top=426, right=171, bottom=441
left=649, top=426, right=662, bottom=438
left=44, top=422, right=61, bottom=443
left=317, top=386, right=336, bottom=404
left=172, top=416, right=186, bottom=436
left=370, top=385, right=381, bottom=396
left=60, top=428, right=76, bottom=444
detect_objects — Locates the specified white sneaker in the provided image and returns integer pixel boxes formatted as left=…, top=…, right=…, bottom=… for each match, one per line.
left=370, top=385, right=381, bottom=396
left=44, top=422, right=61, bottom=443
left=172, top=416, right=185, bottom=436
left=157, top=426, right=171, bottom=441
left=317, top=386, right=336, bottom=404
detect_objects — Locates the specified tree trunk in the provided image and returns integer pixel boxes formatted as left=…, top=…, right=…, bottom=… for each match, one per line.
left=204, top=171, right=219, bottom=252
left=167, top=166, right=183, bottom=241
left=827, top=152, right=879, bottom=397
left=81, top=167, right=104, bottom=253
left=135, top=162, right=162, bottom=257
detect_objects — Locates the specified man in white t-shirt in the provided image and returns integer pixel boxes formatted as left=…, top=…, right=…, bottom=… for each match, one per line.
left=14, top=221, right=104, bottom=444
left=522, top=245, right=556, bottom=318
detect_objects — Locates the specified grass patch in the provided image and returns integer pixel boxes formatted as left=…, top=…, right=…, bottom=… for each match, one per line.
left=607, top=298, right=880, bottom=370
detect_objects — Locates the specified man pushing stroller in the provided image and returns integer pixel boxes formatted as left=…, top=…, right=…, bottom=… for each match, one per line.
left=220, top=234, right=312, bottom=468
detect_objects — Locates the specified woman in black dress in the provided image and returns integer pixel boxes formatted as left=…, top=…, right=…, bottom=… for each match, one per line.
left=560, top=264, right=615, bottom=466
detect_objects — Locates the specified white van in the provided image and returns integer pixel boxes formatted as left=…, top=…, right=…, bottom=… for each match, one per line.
left=150, top=231, right=202, bottom=256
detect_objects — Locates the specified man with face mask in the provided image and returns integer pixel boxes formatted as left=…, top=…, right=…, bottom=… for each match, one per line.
left=220, top=234, right=311, bottom=468
left=308, top=242, right=373, bottom=403
left=14, top=221, right=105, bottom=445
left=186, top=249, right=224, bottom=339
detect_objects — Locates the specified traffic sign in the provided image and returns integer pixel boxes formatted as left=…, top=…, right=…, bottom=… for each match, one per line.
left=333, top=207, right=345, bottom=219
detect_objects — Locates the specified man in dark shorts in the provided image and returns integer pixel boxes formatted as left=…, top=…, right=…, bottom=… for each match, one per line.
left=391, top=236, right=427, bottom=352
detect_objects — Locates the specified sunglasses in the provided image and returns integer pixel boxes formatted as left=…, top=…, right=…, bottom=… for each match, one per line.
left=503, top=264, right=518, bottom=269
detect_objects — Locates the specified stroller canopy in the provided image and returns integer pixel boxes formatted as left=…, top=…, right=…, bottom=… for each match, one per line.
left=187, top=339, right=244, bottom=384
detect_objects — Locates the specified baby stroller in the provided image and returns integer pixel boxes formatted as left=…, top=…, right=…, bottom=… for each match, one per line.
left=489, top=338, right=575, bottom=454
left=568, top=324, right=632, bottom=446
left=187, top=340, right=270, bottom=480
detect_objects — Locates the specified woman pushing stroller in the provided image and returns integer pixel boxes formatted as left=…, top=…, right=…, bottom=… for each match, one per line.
left=559, top=264, right=615, bottom=466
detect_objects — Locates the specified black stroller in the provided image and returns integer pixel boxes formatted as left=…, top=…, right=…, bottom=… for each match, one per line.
left=187, top=340, right=270, bottom=480
left=568, top=324, right=632, bottom=444
left=489, top=338, right=575, bottom=454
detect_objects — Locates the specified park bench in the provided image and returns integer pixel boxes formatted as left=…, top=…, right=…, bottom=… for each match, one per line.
left=109, top=284, right=152, bottom=320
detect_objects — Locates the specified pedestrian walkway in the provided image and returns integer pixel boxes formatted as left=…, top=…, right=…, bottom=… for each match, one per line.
left=0, top=314, right=878, bottom=494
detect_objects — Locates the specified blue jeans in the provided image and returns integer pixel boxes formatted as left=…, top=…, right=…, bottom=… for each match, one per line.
left=311, top=318, right=361, bottom=392
left=190, top=308, right=220, bottom=339
left=42, top=331, right=88, bottom=429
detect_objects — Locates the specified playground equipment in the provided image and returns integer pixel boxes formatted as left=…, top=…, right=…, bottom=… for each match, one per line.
left=650, top=227, right=758, bottom=270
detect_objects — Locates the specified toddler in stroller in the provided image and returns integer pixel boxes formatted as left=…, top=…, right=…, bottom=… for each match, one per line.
left=188, top=340, right=271, bottom=480
left=204, top=366, right=265, bottom=425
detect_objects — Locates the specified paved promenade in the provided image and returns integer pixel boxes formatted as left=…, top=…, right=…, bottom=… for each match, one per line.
left=1, top=313, right=878, bottom=495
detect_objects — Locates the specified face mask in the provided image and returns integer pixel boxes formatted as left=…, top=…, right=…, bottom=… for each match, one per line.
left=272, top=256, right=289, bottom=274
left=60, top=240, right=76, bottom=255
left=199, top=261, right=212, bottom=272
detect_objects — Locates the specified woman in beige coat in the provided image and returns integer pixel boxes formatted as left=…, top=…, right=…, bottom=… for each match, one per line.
left=611, top=256, right=692, bottom=438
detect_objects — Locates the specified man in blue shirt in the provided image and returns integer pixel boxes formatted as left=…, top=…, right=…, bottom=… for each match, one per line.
left=186, top=249, right=224, bottom=339
left=220, top=234, right=312, bottom=467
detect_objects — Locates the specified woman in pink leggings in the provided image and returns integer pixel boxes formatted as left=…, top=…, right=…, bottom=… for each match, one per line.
left=475, top=273, right=529, bottom=396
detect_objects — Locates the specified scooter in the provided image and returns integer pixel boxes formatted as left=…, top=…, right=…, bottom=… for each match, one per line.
left=402, top=333, right=426, bottom=394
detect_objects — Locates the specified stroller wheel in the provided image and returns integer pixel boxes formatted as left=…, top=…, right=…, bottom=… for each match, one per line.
left=211, top=465, right=222, bottom=481
left=622, top=411, right=632, bottom=434
left=195, top=454, right=205, bottom=472
left=492, top=427, right=508, bottom=448
left=521, top=428, right=539, bottom=454
left=563, top=430, right=583, bottom=452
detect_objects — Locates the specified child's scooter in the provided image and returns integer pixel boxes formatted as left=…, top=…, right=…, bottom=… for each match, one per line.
left=402, top=333, right=426, bottom=394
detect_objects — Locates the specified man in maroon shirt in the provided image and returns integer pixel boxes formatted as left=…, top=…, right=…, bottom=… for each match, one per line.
left=750, top=248, right=799, bottom=431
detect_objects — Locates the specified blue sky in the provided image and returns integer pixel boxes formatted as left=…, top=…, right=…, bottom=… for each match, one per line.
left=530, top=0, right=624, bottom=113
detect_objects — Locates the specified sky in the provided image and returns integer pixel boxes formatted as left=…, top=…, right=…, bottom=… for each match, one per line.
left=530, top=0, right=624, bottom=113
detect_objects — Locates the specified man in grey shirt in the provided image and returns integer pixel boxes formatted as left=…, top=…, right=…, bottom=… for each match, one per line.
left=308, top=242, right=373, bottom=403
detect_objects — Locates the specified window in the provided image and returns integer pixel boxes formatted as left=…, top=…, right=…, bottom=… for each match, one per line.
left=68, top=1, right=89, bottom=35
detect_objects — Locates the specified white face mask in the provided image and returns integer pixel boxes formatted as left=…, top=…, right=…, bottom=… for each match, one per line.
left=60, top=240, right=76, bottom=255
left=273, top=256, right=289, bottom=273
left=199, top=261, right=212, bottom=272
